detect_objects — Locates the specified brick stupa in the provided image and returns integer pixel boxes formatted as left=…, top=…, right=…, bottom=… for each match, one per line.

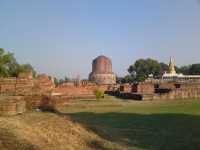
left=89, top=55, right=116, bottom=85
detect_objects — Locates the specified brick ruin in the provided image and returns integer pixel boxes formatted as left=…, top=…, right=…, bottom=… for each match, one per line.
left=132, top=83, right=155, bottom=93
left=1, top=71, right=200, bottom=116
left=107, top=82, right=200, bottom=101
left=52, top=81, right=108, bottom=99
left=0, top=96, right=26, bottom=116
left=0, top=72, right=110, bottom=116
left=0, top=73, right=56, bottom=116
left=0, top=55, right=118, bottom=116
left=154, top=82, right=200, bottom=100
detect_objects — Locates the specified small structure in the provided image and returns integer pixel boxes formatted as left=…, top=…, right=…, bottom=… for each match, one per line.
left=89, top=55, right=116, bottom=85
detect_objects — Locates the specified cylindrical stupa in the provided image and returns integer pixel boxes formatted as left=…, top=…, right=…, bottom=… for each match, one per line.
left=89, top=55, right=116, bottom=85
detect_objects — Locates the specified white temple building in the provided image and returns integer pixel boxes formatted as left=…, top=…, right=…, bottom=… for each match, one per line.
left=162, top=58, right=200, bottom=81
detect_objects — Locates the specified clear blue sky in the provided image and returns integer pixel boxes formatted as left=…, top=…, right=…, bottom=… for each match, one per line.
left=0, top=0, right=200, bottom=78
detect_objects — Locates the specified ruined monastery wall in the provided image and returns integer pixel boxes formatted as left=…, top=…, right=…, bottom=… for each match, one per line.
left=153, top=85, right=200, bottom=100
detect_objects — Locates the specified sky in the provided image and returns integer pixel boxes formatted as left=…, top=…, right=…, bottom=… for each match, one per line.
left=0, top=0, right=200, bottom=79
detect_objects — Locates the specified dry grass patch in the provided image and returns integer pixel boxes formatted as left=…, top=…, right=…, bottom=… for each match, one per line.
left=0, top=111, right=123, bottom=150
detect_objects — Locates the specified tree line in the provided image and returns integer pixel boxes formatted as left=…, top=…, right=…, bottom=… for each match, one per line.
left=0, top=48, right=36, bottom=78
left=119, top=58, right=200, bottom=83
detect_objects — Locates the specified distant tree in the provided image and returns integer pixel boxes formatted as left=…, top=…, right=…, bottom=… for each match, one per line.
left=54, top=77, right=59, bottom=86
left=64, top=76, right=70, bottom=82
left=128, top=58, right=161, bottom=82
left=123, top=75, right=135, bottom=83
left=116, top=76, right=123, bottom=84
left=17, top=64, right=36, bottom=77
left=179, top=65, right=191, bottom=75
left=57, top=76, right=71, bottom=85
left=0, top=48, right=19, bottom=77
left=178, top=64, right=200, bottom=75
left=159, top=62, right=169, bottom=74
left=189, top=64, right=200, bottom=75
left=0, top=48, right=36, bottom=77
left=116, top=75, right=135, bottom=84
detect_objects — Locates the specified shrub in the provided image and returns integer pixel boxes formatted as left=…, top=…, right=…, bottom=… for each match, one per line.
left=94, top=89, right=104, bottom=100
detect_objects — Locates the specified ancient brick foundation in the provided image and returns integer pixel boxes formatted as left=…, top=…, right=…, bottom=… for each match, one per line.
left=107, top=82, right=200, bottom=101
left=53, top=84, right=109, bottom=99
left=119, top=84, right=132, bottom=93
left=154, top=84, right=200, bottom=100
left=132, top=83, right=155, bottom=93
left=0, top=96, right=26, bottom=116
left=0, top=74, right=56, bottom=116
left=0, top=78, right=34, bottom=95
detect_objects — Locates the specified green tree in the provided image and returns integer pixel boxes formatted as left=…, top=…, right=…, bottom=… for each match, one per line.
left=159, top=62, right=169, bottom=74
left=128, top=58, right=161, bottom=82
left=189, top=64, right=200, bottom=75
left=123, top=75, right=135, bottom=83
left=178, top=64, right=200, bottom=75
left=179, top=65, right=191, bottom=75
left=0, top=48, right=18, bottom=77
left=57, top=76, right=71, bottom=85
left=17, top=64, right=36, bottom=77
left=64, top=76, right=70, bottom=82
left=0, top=48, right=36, bottom=77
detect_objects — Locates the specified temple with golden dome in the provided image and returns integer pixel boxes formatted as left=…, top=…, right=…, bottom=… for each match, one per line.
left=162, top=57, right=200, bottom=81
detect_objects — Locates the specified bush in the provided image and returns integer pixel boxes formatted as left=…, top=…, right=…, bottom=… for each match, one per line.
left=94, top=89, right=104, bottom=100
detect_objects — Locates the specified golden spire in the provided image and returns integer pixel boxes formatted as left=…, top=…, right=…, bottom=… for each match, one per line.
left=168, top=57, right=176, bottom=74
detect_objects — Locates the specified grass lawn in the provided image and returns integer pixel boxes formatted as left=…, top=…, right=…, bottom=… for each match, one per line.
left=57, top=96, right=200, bottom=150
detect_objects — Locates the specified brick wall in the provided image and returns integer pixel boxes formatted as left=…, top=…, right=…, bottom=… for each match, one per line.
left=119, top=84, right=132, bottom=93
left=0, top=96, right=26, bottom=116
left=154, top=83, right=200, bottom=100
left=132, top=83, right=155, bottom=94
left=52, top=84, right=109, bottom=99
left=0, top=74, right=56, bottom=96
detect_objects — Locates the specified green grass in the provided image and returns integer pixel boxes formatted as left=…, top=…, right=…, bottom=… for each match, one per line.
left=57, top=96, right=200, bottom=150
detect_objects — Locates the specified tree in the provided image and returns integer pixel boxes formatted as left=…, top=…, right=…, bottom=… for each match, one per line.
left=0, top=48, right=36, bottom=77
left=178, top=64, right=200, bottom=75
left=128, top=58, right=161, bottom=82
left=0, top=48, right=18, bottom=77
left=116, top=75, right=135, bottom=83
left=57, top=76, right=71, bottom=85
left=64, top=76, right=70, bottom=82
left=189, top=64, right=200, bottom=75
left=53, top=77, right=59, bottom=86
left=179, top=65, right=191, bottom=75
left=123, top=75, right=135, bottom=83
left=17, top=64, right=36, bottom=77
left=159, top=62, right=169, bottom=74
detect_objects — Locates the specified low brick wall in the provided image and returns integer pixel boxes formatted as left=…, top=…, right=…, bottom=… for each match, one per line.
left=0, top=74, right=55, bottom=96
left=0, top=96, right=26, bottom=116
left=154, top=87, right=200, bottom=100
left=53, top=84, right=109, bottom=100
left=107, top=82, right=200, bottom=101
left=119, top=84, right=132, bottom=93
left=132, top=83, right=155, bottom=93
left=34, top=74, right=55, bottom=93
left=157, top=82, right=176, bottom=89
